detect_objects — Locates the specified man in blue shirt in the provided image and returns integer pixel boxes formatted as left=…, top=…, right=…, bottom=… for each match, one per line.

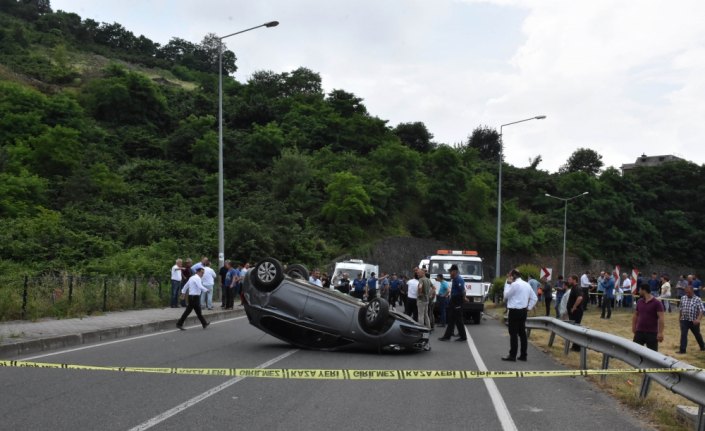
left=389, top=274, right=402, bottom=308
left=648, top=272, right=660, bottom=296
left=438, top=264, right=467, bottom=342
left=435, top=273, right=450, bottom=326
left=692, top=274, right=702, bottom=298
left=600, top=272, right=616, bottom=319
left=352, top=273, right=366, bottom=300
left=366, top=272, right=378, bottom=301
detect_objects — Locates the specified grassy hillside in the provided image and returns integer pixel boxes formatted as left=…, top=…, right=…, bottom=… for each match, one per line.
left=2, top=2, right=705, bottom=286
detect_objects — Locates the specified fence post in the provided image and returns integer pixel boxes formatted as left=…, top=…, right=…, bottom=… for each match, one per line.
left=68, top=275, right=74, bottom=304
left=21, top=275, right=28, bottom=320
left=133, top=277, right=137, bottom=307
left=102, top=278, right=108, bottom=312
left=639, top=375, right=652, bottom=399
left=601, top=354, right=610, bottom=383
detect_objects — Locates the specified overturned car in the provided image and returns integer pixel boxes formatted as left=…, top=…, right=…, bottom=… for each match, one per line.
left=243, top=258, right=431, bottom=352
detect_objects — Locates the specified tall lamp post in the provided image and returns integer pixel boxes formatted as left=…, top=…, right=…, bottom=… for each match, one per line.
left=545, top=191, right=589, bottom=278
left=218, top=21, right=279, bottom=269
left=495, top=115, right=546, bottom=279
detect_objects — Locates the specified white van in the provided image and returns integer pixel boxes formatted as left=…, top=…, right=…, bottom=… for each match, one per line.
left=330, top=259, right=379, bottom=291
left=420, top=250, right=490, bottom=324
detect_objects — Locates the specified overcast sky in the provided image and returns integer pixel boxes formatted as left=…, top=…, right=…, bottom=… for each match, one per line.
left=52, top=0, right=705, bottom=172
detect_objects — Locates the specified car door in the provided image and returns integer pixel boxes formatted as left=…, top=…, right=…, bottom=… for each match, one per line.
left=301, top=290, right=355, bottom=335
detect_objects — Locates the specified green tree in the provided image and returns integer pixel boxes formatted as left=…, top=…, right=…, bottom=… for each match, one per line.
left=393, top=122, right=435, bottom=153
left=321, top=172, right=374, bottom=225
left=560, top=147, right=604, bottom=176
left=467, top=126, right=501, bottom=162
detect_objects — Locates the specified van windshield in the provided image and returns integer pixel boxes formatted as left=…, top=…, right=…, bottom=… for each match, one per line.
left=429, top=260, right=482, bottom=279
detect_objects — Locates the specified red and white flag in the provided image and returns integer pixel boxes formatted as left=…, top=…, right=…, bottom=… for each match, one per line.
left=631, top=268, right=639, bottom=293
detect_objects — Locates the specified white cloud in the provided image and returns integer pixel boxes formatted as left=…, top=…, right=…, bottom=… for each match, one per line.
left=51, top=0, right=705, bottom=171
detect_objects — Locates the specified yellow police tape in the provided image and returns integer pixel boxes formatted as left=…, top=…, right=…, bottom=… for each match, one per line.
left=0, top=360, right=702, bottom=379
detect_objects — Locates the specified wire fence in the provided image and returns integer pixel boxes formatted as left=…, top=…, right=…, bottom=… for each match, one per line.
left=0, top=274, right=168, bottom=321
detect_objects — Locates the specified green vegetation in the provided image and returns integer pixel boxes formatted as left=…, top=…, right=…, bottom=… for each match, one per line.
left=2, top=1, right=705, bottom=289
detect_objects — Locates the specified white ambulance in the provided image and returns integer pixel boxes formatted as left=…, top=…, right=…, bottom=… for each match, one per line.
left=420, top=250, right=490, bottom=324
left=330, top=259, right=379, bottom=291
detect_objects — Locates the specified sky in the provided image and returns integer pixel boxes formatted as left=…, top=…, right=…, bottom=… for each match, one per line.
left=51, top=0, right=705, bottom=172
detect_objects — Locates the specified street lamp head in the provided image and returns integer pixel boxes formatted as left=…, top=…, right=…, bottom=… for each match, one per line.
left=582, top=191, right=589, bottom=195
left=535, top=115, right=547, bottom=120
left=545, top=193, right=551, bottom=197
left=265, top=21, right=279, bottom=27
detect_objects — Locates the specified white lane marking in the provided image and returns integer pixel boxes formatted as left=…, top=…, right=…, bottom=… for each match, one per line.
left=465, top=325, right=519, bottom=431
left=20, top=316, right=247, bottom=361
left=127, top=348, right=299, bottom=431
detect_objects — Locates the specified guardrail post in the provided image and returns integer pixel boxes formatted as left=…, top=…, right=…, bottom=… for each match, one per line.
left=133, top=277, right=137, bottom=307
left=564, top=338, right=570, bottom=355
left=639, top=375, right=652, bottom=399
left=68, top=275, right=73, bottom=304
left=102, top=278, right=108, bottom=312
left=157, top=277, right=162, bottom=299
left=697, top=405, right=704, bottom=431
left=548, top=331, right=556, bottom=347
left=580, top=346, right=587, bottom=370
left=21, top=275, right=28, bottom=320
left=601, top=354, right=610, bottom=382
left=526, top=328, right=531, bottom=338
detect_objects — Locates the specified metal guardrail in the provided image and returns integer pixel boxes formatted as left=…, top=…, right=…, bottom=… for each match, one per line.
left=526, top=316, right=705, bottom=431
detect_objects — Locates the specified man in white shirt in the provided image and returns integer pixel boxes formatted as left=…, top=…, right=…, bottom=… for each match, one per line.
left=580, top=271, right=591, bottom=310
left=502, top=269, right=538, bottom=362
left=406, top=272, right=420, bottom=322
left=200, top=260, right=218, bottom=310
left=309, top=268, right=323, bottom=287
left=176, top=267, right=210, bottom=330
left=170, top=258, right=183, bottom=308
left=622, top=273, right=633, bottom=308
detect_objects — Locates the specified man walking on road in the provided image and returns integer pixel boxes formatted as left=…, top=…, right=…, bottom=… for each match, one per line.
left=677, top=284, right=705, bottom=353
left=176, top=267, right=210, bottom=330
left=632, top=284, right=665, bottom=351
left=501, top=269, right=538, bottom=361
left=438, top=264, right=467, bottom=342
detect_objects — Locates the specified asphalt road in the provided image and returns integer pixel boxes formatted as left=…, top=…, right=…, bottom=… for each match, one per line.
left=0, top=313, right=652, bottom=431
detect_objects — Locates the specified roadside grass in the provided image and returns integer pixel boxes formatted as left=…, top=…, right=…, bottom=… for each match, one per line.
left=522, top=301, right=701, bottom=431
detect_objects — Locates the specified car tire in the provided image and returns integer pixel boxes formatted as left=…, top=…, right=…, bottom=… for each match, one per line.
left=472, top=312, right=482, bottom=324
left=285, top=264, right=309, bottom=281
left=360, top=297, right=389, bottom=330
left=251, top=257, right=285, bottom=292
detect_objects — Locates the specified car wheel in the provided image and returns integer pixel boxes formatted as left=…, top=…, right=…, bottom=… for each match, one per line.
left=360, top=297, right=389, bottom=330
left=251, top=257, right=285, bottom=292
left=285, top=264, right=309, bottom=281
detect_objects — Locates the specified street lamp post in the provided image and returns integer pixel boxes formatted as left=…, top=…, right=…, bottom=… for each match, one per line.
left=495, top=115, right=546, bottom=279
left=545, top=191, right=589, bottom=278
left=218, top=21, right=279, bottom=269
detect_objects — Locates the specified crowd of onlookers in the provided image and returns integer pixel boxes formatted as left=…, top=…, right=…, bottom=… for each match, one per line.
left=170, top=257, right=251, bottom=311
left=169, top=258, right=703, bottom=354
left=520, top=269, right=704, bottom=354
